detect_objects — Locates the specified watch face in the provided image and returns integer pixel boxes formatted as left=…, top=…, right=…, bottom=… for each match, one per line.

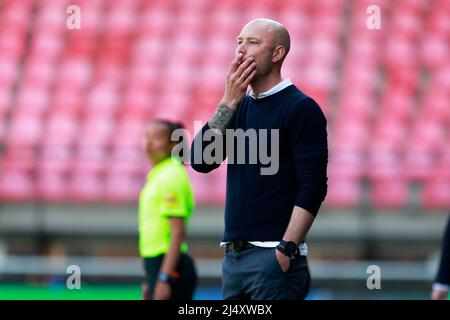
left=286, top=241, right=298, bottom=255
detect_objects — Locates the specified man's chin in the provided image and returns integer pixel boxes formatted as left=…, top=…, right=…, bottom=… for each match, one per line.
left=251, top=72, right=264, bottom=82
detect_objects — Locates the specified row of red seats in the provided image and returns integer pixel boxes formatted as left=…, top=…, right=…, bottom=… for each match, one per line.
left=0, top=167, right=448, bottom=209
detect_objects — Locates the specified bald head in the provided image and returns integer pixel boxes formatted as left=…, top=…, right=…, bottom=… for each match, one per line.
left=243, top=18, right=290, bottom=60
left=235, top=18, right=291, bottom=81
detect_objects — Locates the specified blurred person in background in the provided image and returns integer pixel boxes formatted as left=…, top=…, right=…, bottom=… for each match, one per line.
left=191, top=18, right=328, bottom=300
left=139, top=120, right=197, bottom=300
left=432, top=214, right=450, bottom=300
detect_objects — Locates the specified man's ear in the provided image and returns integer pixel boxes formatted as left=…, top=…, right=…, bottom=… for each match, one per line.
left=272, top=45, right=285, bottom=63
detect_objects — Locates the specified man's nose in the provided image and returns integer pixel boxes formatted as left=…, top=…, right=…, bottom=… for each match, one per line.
left=236, top=44, right=246, bottom=57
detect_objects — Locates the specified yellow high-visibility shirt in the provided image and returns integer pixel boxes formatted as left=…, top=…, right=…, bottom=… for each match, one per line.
left=138, top=157, right=195, bottom=258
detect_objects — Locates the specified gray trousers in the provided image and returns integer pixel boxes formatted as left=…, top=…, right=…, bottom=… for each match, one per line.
left=222, top=245, right=311, bottom=300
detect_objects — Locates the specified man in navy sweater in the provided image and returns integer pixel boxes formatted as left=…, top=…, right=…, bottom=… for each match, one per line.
left=190, top=18, right=328, bottom=300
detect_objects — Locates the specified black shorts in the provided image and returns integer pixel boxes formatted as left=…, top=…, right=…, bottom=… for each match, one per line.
left=143, top=253, right=198, bottom=300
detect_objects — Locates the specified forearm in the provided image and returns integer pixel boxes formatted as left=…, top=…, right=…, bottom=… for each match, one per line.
left=190, top=120, right=226, bottom=173
left=282, top=206, right=315, bottom=245
left=159, top=233, right=184, bottom=276
left=208, top=103, right=236, bottom=134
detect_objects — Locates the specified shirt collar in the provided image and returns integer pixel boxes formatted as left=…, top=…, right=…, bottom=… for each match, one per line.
left=147, top=157, right=180, bottom=180
left=248, top=78, right=293, bottom=99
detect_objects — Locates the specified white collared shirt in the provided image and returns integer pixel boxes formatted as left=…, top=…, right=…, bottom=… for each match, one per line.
left=248, top=78, right=293, bottom=99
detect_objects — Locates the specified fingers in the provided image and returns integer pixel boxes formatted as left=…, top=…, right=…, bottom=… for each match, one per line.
left=223, top=54, right=256, bottom=105
left=230, top=56, right=255, bottom=86
left=230, top=52, right=244, bottom=72
left=234, top=59, right=256, bottom=88
left=240, top=60, right=256, bottom=80
left=235, top=56, right=255, bottom=76
left=242, top=69, right=257, bottom=87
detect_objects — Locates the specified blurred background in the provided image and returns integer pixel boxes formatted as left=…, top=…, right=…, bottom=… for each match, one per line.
left=0, top=0, right=449, bottom=299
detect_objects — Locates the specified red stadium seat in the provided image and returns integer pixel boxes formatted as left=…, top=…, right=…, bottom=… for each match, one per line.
left=15, top=85, right=50, bottom=115
left=139, top=6, right=172, bottom=35
left=108, top=147, right=149, bottom=176
left=1, top=148, right=36, bottom=173
left=153, top=93, right=191, bottom=121
left=367, top=148, right=402, bottom=181
left=35, top=173, right=68, bottom=202
left=421, top=35, right=449, bottom=70
left=37, top=146, right=72, bottom=175
left=328, top=150, right=365, bottom=179
left=331, top=118, right=370, bottom=152
left=6, top=114, right=44, bottom=148
left=72, top=147, right=107, bottom=176
left=43, top=113, right=79, bottom=148
left=206, top=165, right=227, bottom=205
left=409, top=120, right=446, bottom=151
left=0, top=27, right=27, bottom=59
left=0, top=170, right=34, bottom=202
left=0, top=115, right=6, bottom=144
left=120, top=85, right=155, bottom=119
left=421, top=88, right=450, bottom=122
left=29, top=31, right=64, bottom=63
left=0, top=56, right=19, bottom=87
left=432, top=148, right=450, bottom=180
left=113, top=117, right=147, bottom=149
left=58, top=59, right=93, bottom=89
left=324, top=178, right=361, bottom=209
left=428, top=10, right=450, bottom=36
left=371, top=178, right=409, bottom=209
left=0, top=0, right=34, bottom=29
left=404, top=142, right=437, bottom=181
left=433, top=65, right=450, bottom=91
left=389, top=9, right=422, bottom=37
left=186, top=167, right=223, bottom=205
left=0, top=84, right=13, bottom=116
left=338, top=89, right=375, bottom=122
left=77, top=116, right=114, bottom=149
left=126, top=60, right=160, bottom=88
left=422, top=178, right=450, bottom=210
left=372, top=119, right=407, bottom=149
left=103, top=5, right=137, bottom=37
left=21, top=59, right=56, bottom=88
left=378, top=88, right=415, bottom=122
left=68, top=173, right=103, bottom=203
left=104, top=173, right=144, bottom=204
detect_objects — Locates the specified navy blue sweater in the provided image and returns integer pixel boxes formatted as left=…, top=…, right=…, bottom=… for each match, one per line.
left=435, top=215, right=450, bottom=286
left=190, top=85, right=328, bottom=241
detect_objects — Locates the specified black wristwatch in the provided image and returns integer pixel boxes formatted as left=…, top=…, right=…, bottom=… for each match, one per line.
left=158, top=273, right=170, bottom=282
left=276, top=240, right=299, bottom=260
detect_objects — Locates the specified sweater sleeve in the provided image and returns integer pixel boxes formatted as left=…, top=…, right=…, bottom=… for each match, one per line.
left=290, top=97, right=328, bottom=217
left=435, top=215, right=450, bottom=285
left=190, top=122, right=227, bottom=174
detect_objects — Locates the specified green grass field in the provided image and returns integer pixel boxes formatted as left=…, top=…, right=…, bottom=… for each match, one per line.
left=0, top=284, right=142, bottom=300
left=1, top=283, right=447, bottom=300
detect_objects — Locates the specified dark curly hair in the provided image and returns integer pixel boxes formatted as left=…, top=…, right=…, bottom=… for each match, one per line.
left=154, top=119, right=188, bottom=163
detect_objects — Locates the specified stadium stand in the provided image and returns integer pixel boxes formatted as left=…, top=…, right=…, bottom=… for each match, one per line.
left=0, top=0, right=448, bottom=210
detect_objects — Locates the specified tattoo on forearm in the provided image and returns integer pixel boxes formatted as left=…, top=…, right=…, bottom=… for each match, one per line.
left=208, top=103, right=235, bottom=134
